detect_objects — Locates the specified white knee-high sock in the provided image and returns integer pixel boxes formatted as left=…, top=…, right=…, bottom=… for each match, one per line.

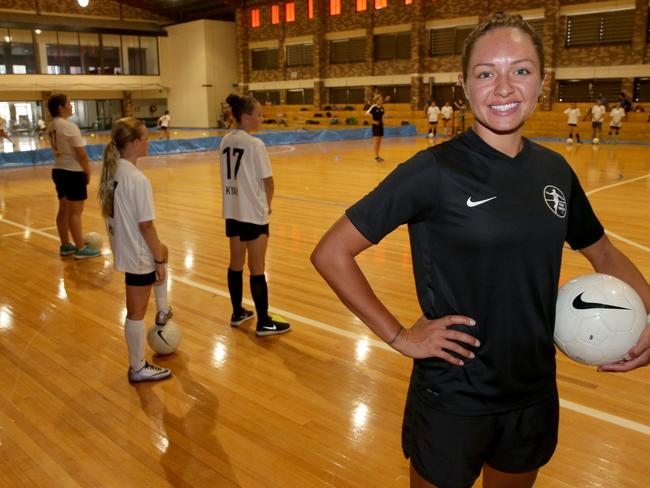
left=154, top=263, right=169, bottom=313
left=124, top=318, right=146, bottom=371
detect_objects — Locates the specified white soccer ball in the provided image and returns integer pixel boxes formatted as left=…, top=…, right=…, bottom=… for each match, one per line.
left=83, top=231, right=103, bottom=249
left=147, top=320, right=182, bottom=355
left=554, top=274, right=646, bottom=366
left=566, top=138, right=573, bottom=144
left=428, top=133, right=434, bottom=139
left=592, top=137, right=600, bottom=144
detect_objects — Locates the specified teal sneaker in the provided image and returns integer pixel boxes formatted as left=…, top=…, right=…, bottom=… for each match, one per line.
left=74, top=246, right=101, bottom=260
left=60, top=243, right=77, bottom=256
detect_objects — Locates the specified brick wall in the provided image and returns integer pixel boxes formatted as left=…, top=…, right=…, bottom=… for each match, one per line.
left=238, top=0, right=650, bottom=109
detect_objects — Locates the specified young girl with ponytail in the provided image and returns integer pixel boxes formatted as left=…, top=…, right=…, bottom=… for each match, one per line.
left=99, top=117, right=173, bottom=382
left=220, top=94, right=290, bottom=336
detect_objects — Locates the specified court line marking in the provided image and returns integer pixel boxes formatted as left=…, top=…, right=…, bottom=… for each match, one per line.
left=2, top=166, right=650, bottom=436
left=2, top=225, right=56, bottom=238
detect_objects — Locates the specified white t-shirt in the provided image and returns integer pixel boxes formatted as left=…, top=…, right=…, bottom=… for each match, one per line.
left=610, top=107, right=625, bottom=127
left=427, top=106, right=440, bottom=123
left=158, top=114, right=171, bottom=128
left=106, top=158, right=156, bottom=274
left=48, top=117, right=85, bottom=171
left=590, top=105, right=606, bottom=123
left=564, top=107, right=581, bottom=125
left=441, top=105, right=453, bottom=120
left=219, top=129, right=272, bottom=225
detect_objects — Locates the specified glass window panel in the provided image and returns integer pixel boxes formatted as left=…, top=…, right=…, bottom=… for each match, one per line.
left=4, top=29, right=36, bottom=74
left=0, top=29, right=9, bottom=74
left=57, top=31, right=81, bottom=74
left=139, top=36, right=158, bottom=75
left=101, top=34, right=122, bottom=74
left=80, top=32, right=100, bottom=74
left=121, top=35, right=139, bottom=75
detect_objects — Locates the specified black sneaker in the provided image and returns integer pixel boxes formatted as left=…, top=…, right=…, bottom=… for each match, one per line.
left=256, top=315, right=291, bottom=336
left=230, top=308, right=255, bottom=327
left=374, top=156, right=384, bottom=162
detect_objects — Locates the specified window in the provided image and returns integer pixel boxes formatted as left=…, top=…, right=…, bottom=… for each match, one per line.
left=565, top=10, right=634, bottom=47
left=0, top=29, right=37, bottom=74
left=374, top=32, right=410, bottom=60
left=356, top=0, right=367, bottom=12
left=374, top=0, right=387, bottom=9
left=271, top=5, right=280, bottom=24
left=251, top=48, right=280, bottom=70
left=330, top=0, right=341, bottom=16
left=80, top=33, right=100, bottom=74
left=286, top=43, right=313, bottom=66
left=46, top=31, right=81, bottom=74
left=251, top=8, right=261, bottom=28
left=286, top=2, right=295, bottom=22
left=287, top=89, right=314, bottom=104
left=308, top=0, right=314, bottom=19
left=330, top=38, right=366, bottom=63
left=376, top=85, right=411, bottom=103
left=429, top=26, right=474, bottom=56
left=557, top=79, right=622, bottom=102
left=329, top=87, right=365, bottom=104
left=101, top=34, right=122, bottom=75
left=404, top=0, right=413, bottom=4
left=252, top=90, right=280, bottom=105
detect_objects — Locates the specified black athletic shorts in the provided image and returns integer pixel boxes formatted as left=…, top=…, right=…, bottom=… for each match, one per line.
left=52, top=168, right=87, bottom=201
left=592, top=121, right=602, bottom=129
left=226, top=219, right=269, bottom=242
left=403, top=386, right=559, bottom=488
left=568, top=123, right=577, bottom=127
left=125, top=271, right=156, bottom=286
left=372, top=124, right=384, bottom=137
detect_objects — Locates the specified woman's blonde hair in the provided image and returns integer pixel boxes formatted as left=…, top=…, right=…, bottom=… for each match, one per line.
left=98, top=117, right=146, bottom=218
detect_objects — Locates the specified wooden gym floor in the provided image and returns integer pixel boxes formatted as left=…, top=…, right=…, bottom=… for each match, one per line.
left=0, top=135, right=648, bottom=487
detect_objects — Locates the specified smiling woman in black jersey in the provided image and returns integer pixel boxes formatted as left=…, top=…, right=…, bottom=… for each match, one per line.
left=311, top=12, right=650, bottom=488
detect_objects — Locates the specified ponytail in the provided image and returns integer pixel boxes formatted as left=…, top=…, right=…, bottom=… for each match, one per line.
left=98, top=140, right=120, bottom=218
left=97, top=117, right=146, bottom=218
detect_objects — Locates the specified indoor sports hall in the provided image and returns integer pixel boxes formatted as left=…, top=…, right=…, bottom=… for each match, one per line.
left=1, top=1, right=649, bottom=487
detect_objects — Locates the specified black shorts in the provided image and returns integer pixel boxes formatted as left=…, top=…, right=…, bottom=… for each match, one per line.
left=52, top=169, right=87, bottom=201
left=568, top=123, right=577, bottom=127
left=429, top=121, right=438, bottom=126
left=226, top=219, right=269, bottom=242
left=125, top=271, right=156, bottom=286
left=372, top=124, right=384, bottom=137
left=592, top=121, right=602, bottom=129
left=403, top=385, right=559, bottom=488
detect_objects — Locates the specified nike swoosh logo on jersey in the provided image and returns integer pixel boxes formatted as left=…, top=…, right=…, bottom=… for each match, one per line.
left=466, top=196, right=497, bottom=207
left=157, top=329, right=171, bottom=345
left=262, top=324, right=277, bottom=330
left=572, top=293, right=630, bottom=310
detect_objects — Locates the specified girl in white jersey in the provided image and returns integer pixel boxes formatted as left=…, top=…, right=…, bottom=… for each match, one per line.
left=47, top=93, right=100, bottom=259
left=220, top=94, right=290, bottom=336
left=98, top=117, right=173, bottom=383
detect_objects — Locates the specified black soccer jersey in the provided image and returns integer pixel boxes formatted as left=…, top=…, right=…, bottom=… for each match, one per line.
left=367, top=105, right=385, bottom=124
left=346, top=129, right=604, bottom=414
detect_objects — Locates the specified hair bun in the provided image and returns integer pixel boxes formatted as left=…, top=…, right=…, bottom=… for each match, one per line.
left=226, top=94, right=242, bottom=108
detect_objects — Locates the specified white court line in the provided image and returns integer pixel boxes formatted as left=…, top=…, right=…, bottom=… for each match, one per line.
left=2, top=167, right=650, bottom=437
left=2, top=225, right=56, bottom=238
left=0, top=220, right=59, bottom=239
left=585, top=173, right=650, bottom=197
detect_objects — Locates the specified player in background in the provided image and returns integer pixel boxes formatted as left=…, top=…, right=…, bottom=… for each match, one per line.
left=608, top=104, right=626, bottom=144
left=366, top=95, right=386, bottom=162
left=563, top=102, right=581, bottom=143
left=584, top=98, right=606, bottom=143
left=426, top=101, right=440, bottom=139
left=47, top=93, right=101, bottom=259
left=220, top=94, right=290, bottom=336
left=157, top=110, right=171, bottom=140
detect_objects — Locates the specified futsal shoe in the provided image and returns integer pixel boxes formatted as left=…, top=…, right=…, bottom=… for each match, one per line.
left=59, top=243, right=77, bottom=256
left=374, top=156, right=384, bottom=162
left=230, top=309, right=255, bottom=327
left=256, top=315, right=291, bottom=336
left=128, top=361, right=171, bottom=383
left=155, top=306, right=173, bottom=326
left=74, top=246, right=101, bottom=259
